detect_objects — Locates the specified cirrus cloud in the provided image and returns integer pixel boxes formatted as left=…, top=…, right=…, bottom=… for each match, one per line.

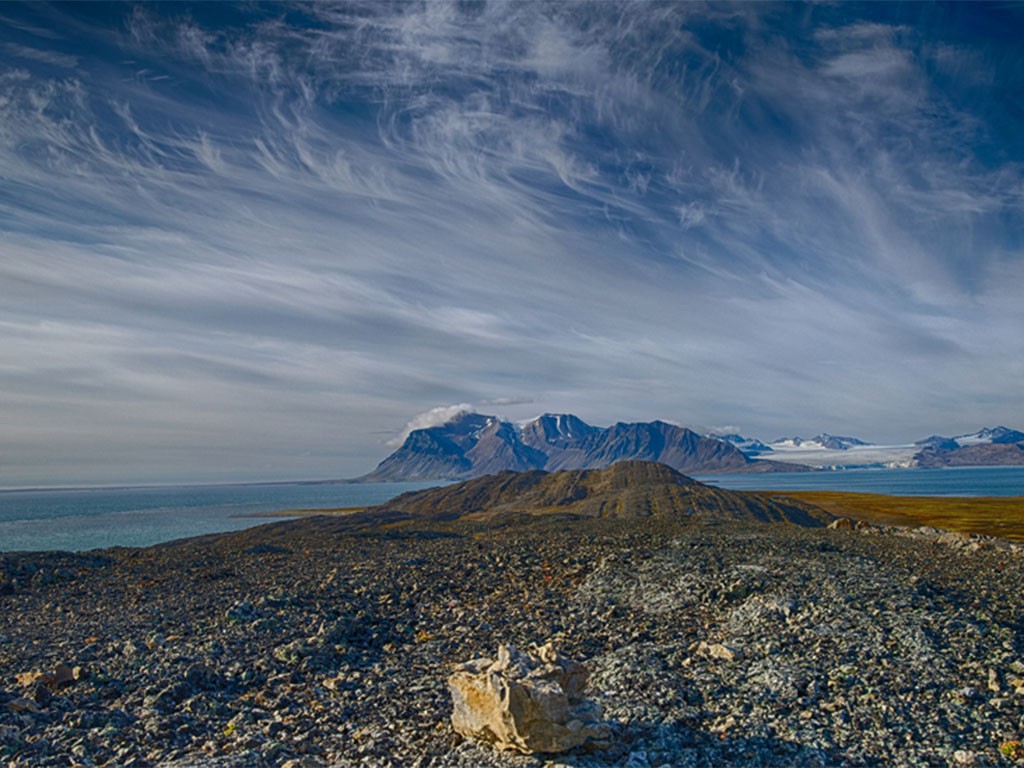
left=0, top=2, right=1021, bottom=486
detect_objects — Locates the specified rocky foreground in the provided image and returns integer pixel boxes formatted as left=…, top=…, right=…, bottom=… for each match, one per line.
left=3, top=486, right=1024, bottom=766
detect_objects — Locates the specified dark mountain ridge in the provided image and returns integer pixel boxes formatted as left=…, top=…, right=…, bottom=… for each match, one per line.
left=914, top=425, right=1024, bottom=467
left=360, top=412, right=805, bottom=482
left=370, top=460, right=833, bottom=527
left=916, top=442, right=1024, bottom=468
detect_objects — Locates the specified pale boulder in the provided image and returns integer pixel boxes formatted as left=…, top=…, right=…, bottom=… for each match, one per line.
left=827, top=517, right=855, bottom=530
left=449, top=643, right=608, bottom=754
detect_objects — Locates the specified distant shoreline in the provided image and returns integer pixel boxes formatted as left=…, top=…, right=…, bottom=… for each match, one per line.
left=0, top=478, right=353, bottom=495
left=232, top=507, right=367, bottom=519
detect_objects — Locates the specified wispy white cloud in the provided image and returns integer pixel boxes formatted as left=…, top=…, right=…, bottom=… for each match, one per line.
left=0, top=2, right=1021, bottom=485
left=387, top=404, right=475, bottom=448
left=4, top=42, right=78, bottom=68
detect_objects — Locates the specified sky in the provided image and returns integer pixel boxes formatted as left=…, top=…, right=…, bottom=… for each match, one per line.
left=1, top=2, right=1022, bottom=487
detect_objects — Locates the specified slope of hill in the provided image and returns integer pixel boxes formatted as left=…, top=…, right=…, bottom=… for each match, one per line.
left=370, top=460, right=833, bottom=527
left=361, top=412, right=804, bottom=481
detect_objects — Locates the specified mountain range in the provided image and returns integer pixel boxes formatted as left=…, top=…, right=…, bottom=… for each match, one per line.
left=913, top=427, right=1024, bottom=468
left=728, top=426, right=1024, bottom=469
left=359, top=413, right=1024, bottom=481
left=359, top=412, right=805, bottom=482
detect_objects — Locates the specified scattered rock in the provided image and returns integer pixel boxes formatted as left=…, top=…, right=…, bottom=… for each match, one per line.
left=449, top=642, right=609, bottom=754
left=280, top=758, right=324, bottom=768
left=53, top=662, right=75, bottom=687
left=15, top=670, right=55, bottom=688
left=5, top=696, right=40, bottom=714
left=2, top=514, right=1023, bottom=766
left=697, top=641, right=744, bottom=662
left=225, top=599, right=259, bottom=623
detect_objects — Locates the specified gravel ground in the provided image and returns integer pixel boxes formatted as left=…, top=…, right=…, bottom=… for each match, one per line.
left=2, top=514, right=1024, bottom=767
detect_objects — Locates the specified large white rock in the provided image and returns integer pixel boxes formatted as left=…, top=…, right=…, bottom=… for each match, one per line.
left=449, top=643, right=608, bottom=754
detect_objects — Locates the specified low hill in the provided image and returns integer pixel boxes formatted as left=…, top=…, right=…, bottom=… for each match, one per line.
left=371, top=460, right=833, bottom=527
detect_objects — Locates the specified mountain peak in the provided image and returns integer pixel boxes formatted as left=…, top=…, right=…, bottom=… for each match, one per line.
left=770, top=434, right=870, bottom=451
left=711, top=433, right=773, bottom=456
left=524, top=413, right=596, bottom=439
left=955, top=426, right=1024, bottom=446
left=360, top=411, right=793, bottom=481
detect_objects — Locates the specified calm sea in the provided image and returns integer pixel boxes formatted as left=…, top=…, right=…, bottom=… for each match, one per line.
left=2, top=467, right=1022, bottom=553
left=0, top=481, right=439, bottom=553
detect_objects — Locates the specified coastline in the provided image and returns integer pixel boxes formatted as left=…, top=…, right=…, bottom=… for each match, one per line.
left=3, top=467, right=1023, bottom=554
left=232, top=507, right=367, bottom=519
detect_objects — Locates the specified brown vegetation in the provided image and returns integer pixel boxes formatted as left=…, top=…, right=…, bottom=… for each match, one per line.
left=774, top=491, right=1024, bottom=542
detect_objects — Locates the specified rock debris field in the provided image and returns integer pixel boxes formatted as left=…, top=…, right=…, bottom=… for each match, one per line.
left=3, top=512, right=1024, bottom=767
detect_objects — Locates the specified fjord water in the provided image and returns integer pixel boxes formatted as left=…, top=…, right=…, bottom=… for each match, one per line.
left=2, top=467, right=1023, bottom=553
left=696, top=465, right=1024, bottom=496
left=0, top=481, right=439, bottom=553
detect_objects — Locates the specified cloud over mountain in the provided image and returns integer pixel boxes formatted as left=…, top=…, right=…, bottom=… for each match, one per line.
left=387, top=404, right=476, bottom=448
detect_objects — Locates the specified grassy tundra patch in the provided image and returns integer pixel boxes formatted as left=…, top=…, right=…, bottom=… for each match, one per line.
left=775, top=491, right=1024, bottom=542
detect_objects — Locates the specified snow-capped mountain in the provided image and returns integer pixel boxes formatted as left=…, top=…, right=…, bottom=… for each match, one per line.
left=770, top=434, right=870, bottom=451
left=359, top=412, right=803, bottom=481
left=711, top=433, right=772, bottom=455
left=739, top=425, right=1024, bottom=470
left=914, top=426, right=1024, bottom=467
left=951, top=426, right=1024, bottom=447
left=914, top=435, right=960, bottom=452
left=360, top=414, right=1024, bottom=480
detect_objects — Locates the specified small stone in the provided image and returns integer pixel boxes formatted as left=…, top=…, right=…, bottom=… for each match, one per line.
left=697, top=641, right=744, bottom=662
left=5, top=697, right=40, bottom=714
left=987, top=668, right=1001, bottom=693
left=15, top=670, right=55, bottom=688
left=53, top=663, right=75, bottom=687
left=30, top=682, right=51, bottom=706
left=183, top=663, right=214, bottom=689
left=226, top=600, right=259, bottom=622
